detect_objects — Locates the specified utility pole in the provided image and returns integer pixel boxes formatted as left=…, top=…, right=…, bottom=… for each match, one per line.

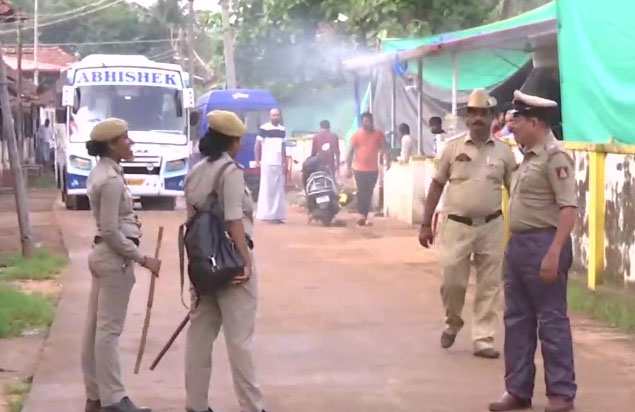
left=0, top=48, right=35, bottom=258
left=220, top=0, right=237, bottom=88
left=187, top=0, right=195, bottom=87
left=16, top=15, right=24, bottom=162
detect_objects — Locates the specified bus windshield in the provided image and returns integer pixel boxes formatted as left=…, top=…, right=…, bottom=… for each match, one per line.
left=70, top=85, right=186, bottom=142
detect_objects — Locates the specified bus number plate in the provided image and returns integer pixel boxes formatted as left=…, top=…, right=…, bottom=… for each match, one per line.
left=126, top=178, right=145, bottom=186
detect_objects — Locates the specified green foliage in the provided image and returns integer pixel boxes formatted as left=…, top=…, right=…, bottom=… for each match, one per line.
left=0, top=249, right=68, bottom=281
left=232, top=0, right=499, bottom=99
left=568, top=279, right=635, bottom=334
left=0, top=285, right=54, bottom=338
left=5, top=381, right=32, bottom=412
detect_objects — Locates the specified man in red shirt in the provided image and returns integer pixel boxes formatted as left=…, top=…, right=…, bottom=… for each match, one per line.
left=311, top=120, right=340, bottom=176
left=346, top=112, right=391, bottom=226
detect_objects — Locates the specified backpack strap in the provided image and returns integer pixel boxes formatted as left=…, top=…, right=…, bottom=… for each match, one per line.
left=199, top=160, right=237, bottom=212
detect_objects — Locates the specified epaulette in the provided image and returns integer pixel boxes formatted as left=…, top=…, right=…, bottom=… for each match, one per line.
left=445, top=132, right=468, bottom=144
left=547, top=143, right=574, bottom=165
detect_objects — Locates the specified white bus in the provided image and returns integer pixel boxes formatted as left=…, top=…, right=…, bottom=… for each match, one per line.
left=55, top=54, right=197, bottom=210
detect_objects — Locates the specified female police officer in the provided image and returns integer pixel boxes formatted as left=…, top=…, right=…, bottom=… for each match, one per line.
left=81, top=118, right=161, bottom=412
left=184, top=111, right=266, bottom=412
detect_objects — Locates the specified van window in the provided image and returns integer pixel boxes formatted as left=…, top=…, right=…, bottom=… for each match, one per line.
left=243, top=111, right=271, bottom=134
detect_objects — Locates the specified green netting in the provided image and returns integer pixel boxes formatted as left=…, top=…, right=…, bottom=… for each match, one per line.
left=382, top=1, right=555, bottom=91
left=557, top=0, right=635, bottom=144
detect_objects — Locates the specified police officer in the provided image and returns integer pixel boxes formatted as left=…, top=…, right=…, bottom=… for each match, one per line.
left=81, top=118, right=161, bottom=412
left=488, top=91, right=577, bottom=412
left=184, top=111, right=267, bottom=412
left=419, top=89, right=516, bottom=359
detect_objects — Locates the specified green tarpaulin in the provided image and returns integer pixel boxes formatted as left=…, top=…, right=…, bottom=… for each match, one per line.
left=557, top=0, right=635, bottom=144
left=382, top=2, right=555, bottom=91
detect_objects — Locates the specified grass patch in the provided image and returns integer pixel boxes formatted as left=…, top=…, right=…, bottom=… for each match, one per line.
left=5, top=381, right=31, bottom=412
left=30, top=173, right=56, bottom=189
left=0, top=249, right=68, bottom=281
left=0, top=285, right=54, bottom=338
left=568, top=279, right=635, bottom=333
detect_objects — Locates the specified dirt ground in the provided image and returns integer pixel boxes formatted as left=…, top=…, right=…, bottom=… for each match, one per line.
left=0, top=187, right=65, bottom=412
left=17, top=197, right=635, bottom=412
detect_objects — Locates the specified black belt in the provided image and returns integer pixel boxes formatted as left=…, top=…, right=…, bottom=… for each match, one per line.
left=94, top=236, right=140, bottom=247
left=447, top=210, right=502, bottom=226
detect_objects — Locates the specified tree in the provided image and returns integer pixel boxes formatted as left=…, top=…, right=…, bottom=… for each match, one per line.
left=231, top=0, right=500, bottom=99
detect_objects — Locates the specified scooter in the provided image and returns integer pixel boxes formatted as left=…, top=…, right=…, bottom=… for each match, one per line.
left=302, top=153, right=340, bottom=226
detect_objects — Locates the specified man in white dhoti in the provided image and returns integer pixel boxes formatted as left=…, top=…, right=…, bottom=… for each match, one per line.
left=255, top=108, right=287, bottom=223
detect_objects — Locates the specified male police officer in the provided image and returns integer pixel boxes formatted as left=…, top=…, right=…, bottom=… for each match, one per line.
left=489, top=90, right=577, bottom=412
left=419, top=89, right=516, bottom=359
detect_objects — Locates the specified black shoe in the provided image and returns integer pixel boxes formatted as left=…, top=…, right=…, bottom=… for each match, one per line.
left=440, top=331, right=457, bottom=349
left=474, top=348, right=501, bottom=359
left=186, top=409, right=213, bottom=412
left=100, top=397, right=151, bottom=412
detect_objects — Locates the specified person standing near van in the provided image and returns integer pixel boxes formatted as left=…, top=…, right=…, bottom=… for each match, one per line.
left=82, top=118, right=161, bottom=412
left=255, top=108, right=287, bottom=224
left=184, top=110, right=267, bottom=412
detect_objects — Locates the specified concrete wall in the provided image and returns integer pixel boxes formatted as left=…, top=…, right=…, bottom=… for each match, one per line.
left=383, top=150, right=635, bottom=288
left=383, top=158, right=435, bottom=225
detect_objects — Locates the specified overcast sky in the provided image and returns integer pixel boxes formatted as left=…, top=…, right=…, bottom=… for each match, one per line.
left=127, top=0, right=220, bottom=11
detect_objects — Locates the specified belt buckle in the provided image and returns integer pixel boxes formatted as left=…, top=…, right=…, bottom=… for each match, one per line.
left=472, top=217, right=486, bottom=226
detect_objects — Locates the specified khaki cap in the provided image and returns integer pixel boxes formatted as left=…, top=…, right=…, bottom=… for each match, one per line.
left=90, top=118, right=128, bottom=142
left=207, top=110, right=246, bottom=138
left=467, top=88, right=497, bottom=109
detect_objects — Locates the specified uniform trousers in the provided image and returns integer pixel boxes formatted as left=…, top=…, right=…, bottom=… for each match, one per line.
left=82, top=243, right=135, bottom=406
left=503, top=228, right=576, bottom=401
left=438, top=215, right=503, bottom=350
left=185, top=257, right=263, bottom=412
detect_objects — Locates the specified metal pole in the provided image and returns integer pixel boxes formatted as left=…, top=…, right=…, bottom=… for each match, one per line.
left=0, top=48, right=35, bottom=258
left=33, top=0, right=39, bottom=88
left=451, top=53, right=458, bottom=116
left=417, top=58, right=423, bottom=156
left=221, top=0, right=236, bottom=88
left=391, top=65, right=397, bottom=146
left=187, top=0, right=195, bottom=87
left=353, top=75, right=360, bottom=126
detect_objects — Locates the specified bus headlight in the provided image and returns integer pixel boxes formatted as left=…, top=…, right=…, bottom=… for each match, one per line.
left=70, top=155, right=92, bottom=171
left=166, top=159, right=186, bottom=172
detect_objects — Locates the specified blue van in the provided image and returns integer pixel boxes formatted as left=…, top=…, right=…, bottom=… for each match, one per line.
left=193, top=89, right=279, bottom=200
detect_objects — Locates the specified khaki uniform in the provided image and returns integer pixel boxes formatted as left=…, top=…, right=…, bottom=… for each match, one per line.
left=82, top=157, right=144, bottom=407
left=503, top=132, right=578, bottom=401
left=184, top=152, right=263, bottom=412
left=434, top=133, right=516, bottom=350
left=509, top=132, right=577, bottom=231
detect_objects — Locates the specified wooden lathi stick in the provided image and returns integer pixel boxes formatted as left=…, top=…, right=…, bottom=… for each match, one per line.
left=149, top=313, right=190, bottom=371
left=134, top=226, right=164, bottom=374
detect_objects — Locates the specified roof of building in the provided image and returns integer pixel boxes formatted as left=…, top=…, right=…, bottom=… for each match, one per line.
left=1, top=46, right=79, bottom=73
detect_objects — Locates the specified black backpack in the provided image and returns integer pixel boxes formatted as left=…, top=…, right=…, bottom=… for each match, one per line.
left=179, top=161, right=246, bottom=303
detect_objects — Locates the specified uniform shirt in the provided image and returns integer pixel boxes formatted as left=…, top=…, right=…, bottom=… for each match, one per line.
left=185, top=152, right=254, bottom=237
left=257, top=122, right=286, bottom=166
left=434, top=133, right=516, bottom=218
left=87, top=157, right=144, bottom=263
left=349, top=128, right=385, bottom=172
left=509, top=132, right=577, bottom=232
left=400, top=134, right=417, bottom=162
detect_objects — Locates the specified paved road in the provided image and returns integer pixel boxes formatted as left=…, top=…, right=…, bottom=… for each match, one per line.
left=22, top=202, right=635, bottom=412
